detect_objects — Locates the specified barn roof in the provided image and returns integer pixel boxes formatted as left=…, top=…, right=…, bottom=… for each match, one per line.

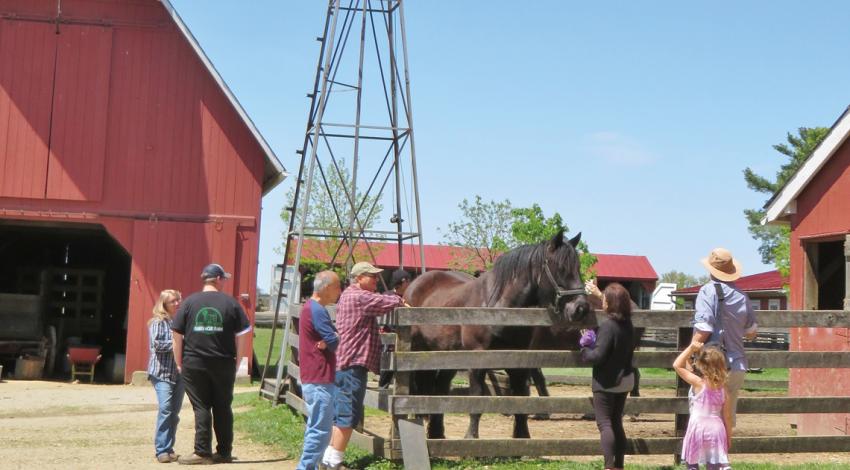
left=671, top=270, right=786, bottom=296
left=287, top=240, right=657, bottom=280
left=762, top=105, right=850, bottom=224
left=160, top=0, right=287, bottom=194
left=593, top=254, right=658, bottom=281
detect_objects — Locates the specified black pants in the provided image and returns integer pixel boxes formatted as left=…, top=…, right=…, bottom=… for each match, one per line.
left=182, top=358, right=237, bottom=457
left=593, top=391, right=628, bottom=469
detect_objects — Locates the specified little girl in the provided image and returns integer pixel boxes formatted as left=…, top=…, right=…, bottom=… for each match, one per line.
left=673, top=340, right=733, bottom=470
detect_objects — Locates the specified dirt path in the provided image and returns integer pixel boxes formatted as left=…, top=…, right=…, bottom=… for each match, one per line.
left=0, top=380, right=295, bottom=470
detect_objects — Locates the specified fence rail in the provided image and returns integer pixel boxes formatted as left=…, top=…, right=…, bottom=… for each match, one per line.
left=272, top=306, right=850, bottom=469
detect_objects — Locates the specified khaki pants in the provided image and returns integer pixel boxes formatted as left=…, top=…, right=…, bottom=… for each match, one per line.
left=726, top=370, right=746, bottom=427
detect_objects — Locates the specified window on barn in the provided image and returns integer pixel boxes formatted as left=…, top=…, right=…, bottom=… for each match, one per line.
left=768, top=298, right=781, bottom=310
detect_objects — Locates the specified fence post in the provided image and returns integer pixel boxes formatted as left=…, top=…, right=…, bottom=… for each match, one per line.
left=390, top=314, right=411, bottom=459
left=674, top=326, right=693, bottom=464
left=389, top=311, right=431, bottom=469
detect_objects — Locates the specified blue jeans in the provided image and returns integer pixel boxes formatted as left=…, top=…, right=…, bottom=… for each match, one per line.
left=297, top=383, right=336, bottom=470
left=151, top=375, right=185, bottom=456
left=333, top=366, right=368, bottom=429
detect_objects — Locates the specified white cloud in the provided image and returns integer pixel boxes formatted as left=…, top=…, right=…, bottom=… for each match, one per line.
left=585, top=131, right=657, bottom=166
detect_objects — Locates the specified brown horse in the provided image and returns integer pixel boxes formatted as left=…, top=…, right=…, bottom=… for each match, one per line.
left=404, top=230, right=591, bottom=439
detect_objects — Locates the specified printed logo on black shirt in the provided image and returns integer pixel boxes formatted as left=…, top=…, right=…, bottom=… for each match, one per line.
left=193, top=307, right=224, bottom=334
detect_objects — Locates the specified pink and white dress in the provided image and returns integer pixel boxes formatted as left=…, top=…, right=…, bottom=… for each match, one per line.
left=682, top=384, right=730, bottom=466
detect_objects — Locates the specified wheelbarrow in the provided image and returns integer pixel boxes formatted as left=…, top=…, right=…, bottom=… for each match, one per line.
left=67, top=346, right=102, bottom=383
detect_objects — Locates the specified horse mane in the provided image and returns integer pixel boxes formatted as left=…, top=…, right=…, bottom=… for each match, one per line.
left=486, top=239, right=577, bottom=306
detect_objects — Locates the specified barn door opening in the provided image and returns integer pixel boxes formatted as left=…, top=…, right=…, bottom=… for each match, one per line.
left=0, top=220, right=131, bottom=381
left=804, top=237, right=847, bottom=310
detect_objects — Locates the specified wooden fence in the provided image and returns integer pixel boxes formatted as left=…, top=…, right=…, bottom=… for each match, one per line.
left=264, top=307, right=850, bottom=469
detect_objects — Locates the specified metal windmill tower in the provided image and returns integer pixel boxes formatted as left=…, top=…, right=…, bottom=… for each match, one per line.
left=260, top=0, right=425, bottom=402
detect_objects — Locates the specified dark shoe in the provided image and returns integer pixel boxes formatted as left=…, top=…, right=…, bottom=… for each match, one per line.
left=178, top=453, right=213, bottom=465
left=157, top=453, right=172, bottom=463
left=318, top=465, right=349, bottom=470
left=211, top=453, right=234, bottom=464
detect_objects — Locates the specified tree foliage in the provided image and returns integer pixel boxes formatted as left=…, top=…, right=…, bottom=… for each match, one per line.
left=277, top=158, right=385, bottom=290
left=440, top=195, right=514, bottom=271
left=281, top=157, right=384, bottom=243
left=743, top=127, right=829, bottom=278
left=660, top=270, right=709, bottom=289
left=442, top=197, right=597, bottom=279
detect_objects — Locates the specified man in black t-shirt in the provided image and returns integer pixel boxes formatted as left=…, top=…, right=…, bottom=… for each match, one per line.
left=172, top=263, right=251, bottom=465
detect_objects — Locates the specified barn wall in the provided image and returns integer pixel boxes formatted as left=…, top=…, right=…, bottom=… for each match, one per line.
left=788, top=136, right=850, bottom=435
left=0, top=0, right=268, bottom=382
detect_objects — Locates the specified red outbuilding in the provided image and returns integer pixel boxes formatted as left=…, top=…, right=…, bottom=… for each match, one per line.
left=763, top=105, right=850, bottom=435
left=0, top=0, right=286, bottom=382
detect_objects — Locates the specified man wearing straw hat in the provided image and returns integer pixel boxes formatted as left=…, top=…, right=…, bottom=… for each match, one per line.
left=692, top=248, right=758, bottom=426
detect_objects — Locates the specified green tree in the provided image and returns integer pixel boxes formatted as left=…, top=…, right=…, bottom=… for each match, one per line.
left=510, top=204, right=597, bottom=280
left=660, top=270, right=709, bottom=289
left=277, top=158, right=385, bottom=289
left=440, top=196, right=514, bottom=271
left=442, top=198, right=597, bottom=278
left=743, top=127, right=829, bottom=278
left=281, top=157, right=384, bottom=245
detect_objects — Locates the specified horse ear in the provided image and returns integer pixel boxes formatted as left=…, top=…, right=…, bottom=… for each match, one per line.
left=548, top=230, right=565, bottom=251
left=568, top=232, right=582, bottom=248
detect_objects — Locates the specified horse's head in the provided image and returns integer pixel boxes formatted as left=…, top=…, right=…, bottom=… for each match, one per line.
left=543, top=230, right=591, bottom=322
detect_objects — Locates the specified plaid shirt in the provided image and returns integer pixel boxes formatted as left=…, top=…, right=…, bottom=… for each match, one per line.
left=335, top=285, right=403, bottom=374
left=148, top=318, right=179, bottom=383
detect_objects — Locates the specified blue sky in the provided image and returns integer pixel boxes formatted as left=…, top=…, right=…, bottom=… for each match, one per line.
left=171, top=1, right=850, bottom=292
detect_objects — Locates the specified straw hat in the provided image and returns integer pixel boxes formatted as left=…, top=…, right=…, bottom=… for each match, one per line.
left=700, top=248, right=742, bottom=282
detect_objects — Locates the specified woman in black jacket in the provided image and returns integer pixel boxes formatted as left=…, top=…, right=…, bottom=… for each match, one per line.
left=580, top=281, right=636, bottom=470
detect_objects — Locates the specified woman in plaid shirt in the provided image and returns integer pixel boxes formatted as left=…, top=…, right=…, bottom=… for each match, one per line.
left=148, top=289, right=185, bottom=463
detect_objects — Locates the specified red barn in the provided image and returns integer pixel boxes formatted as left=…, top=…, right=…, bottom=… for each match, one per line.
left=670, top=270, right=788, bottom=311
left=763, top=105, right=850, bottom=435
left=0, top=0, right=286, bottom=382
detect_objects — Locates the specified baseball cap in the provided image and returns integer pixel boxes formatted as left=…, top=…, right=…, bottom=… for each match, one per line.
left=391, top=269, right=412, bottom=288
left=201, top=263, right=231, bottom=280
left=350, top=261, right=383, bottom=277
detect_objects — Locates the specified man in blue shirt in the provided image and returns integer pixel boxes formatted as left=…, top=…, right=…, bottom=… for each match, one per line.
left=692, top=248, right=758, bottom=426
left=297, top=271, right=341, bottom=470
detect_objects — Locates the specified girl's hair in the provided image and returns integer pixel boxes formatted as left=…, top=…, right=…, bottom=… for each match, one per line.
left=149, top=289, right=181, bottom=325
left=694, top=345, right=728, bottom=388
left=603, top=282, right=632, bottom=321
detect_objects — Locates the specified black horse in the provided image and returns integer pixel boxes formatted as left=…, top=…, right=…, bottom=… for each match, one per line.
left=404, top=230, right=591, bottom=439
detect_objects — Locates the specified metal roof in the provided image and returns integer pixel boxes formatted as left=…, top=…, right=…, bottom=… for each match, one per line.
left=671, top=270, right=786, bottom=296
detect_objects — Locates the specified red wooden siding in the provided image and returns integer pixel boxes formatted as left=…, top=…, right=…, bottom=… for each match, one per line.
left=46, top=24, right=113, bottom=201
left=125, top=220, right=238, bottom=382
left=0, top=19, right=54, bottom=199
left=0, top=0, right=275, bottom=382
left=786, top=127, right=850, bottom=436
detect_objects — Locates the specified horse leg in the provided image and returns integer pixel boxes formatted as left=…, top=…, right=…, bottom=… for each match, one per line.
left=529, top=368, right=551, bottom=420
left=506, top=368, right=532, bottom=438
left=426, top=370, right=456, bottom=439
left=464, top=369, right=487, bottom=439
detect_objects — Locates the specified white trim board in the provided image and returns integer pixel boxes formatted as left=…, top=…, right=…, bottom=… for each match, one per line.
left=159, top=0, right=287, bottom=194
left=763, top=106, right=850, bottom=225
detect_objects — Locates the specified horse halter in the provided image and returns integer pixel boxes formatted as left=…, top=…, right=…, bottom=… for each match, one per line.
left=542, top=260, right=586, bottom=310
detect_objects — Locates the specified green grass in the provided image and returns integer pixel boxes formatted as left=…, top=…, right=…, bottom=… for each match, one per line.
left=232, top=391, right=846, bottom=470
left=253, top=327, right=282, bottom=368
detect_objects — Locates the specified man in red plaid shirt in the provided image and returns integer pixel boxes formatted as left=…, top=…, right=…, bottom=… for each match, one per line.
left=320, top=262, right=405, bottom=470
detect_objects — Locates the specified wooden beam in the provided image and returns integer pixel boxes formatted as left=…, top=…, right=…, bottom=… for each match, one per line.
left=390, top=350, right=850, bottom=371
left=287, top=362, right=300, bottom=381
left=541, top=375, right=787, bottom=389
left=391, top=307, right=850, bottom=328
left=390, top=396, right=850, bottom=415
left=423, top=436, right=850, bottom=457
